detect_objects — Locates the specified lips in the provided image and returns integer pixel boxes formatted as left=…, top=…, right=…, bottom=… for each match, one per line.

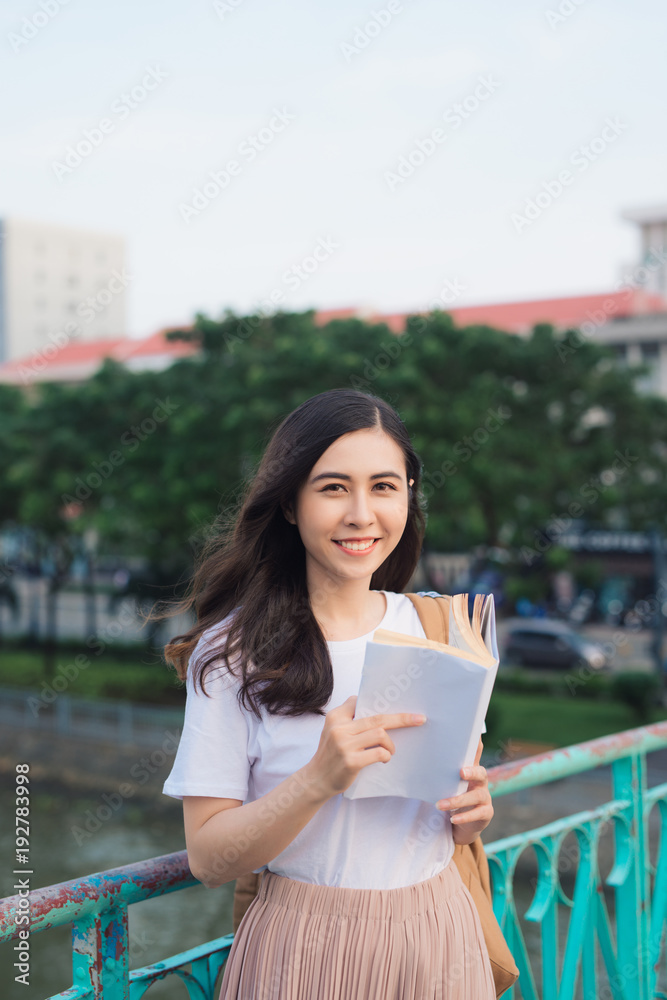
left=333, top=538, right=380, bottom=553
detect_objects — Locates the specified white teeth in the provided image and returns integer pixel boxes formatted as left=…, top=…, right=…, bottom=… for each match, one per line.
left=336, top=539, right=376, bottom=551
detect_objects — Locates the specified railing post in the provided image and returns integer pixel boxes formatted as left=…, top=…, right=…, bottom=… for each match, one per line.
left=72, top=906, right=130, bottom=999
left=612, top=753, right=650, bottom=1000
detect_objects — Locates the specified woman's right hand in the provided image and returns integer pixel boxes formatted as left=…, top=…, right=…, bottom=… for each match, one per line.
left=304, top=695, right=426, bottom=799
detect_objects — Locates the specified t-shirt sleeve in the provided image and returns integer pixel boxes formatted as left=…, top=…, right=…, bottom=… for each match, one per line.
left=163, top=623, right=252, bottom=801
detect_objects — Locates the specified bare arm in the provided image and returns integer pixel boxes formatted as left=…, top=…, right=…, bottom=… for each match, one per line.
left=183, top=695, right=426, bottom=887
left=183, top=764, right=327, bottom=887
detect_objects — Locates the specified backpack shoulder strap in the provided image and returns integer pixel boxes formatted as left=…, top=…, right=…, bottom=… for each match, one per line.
left=404, top=591, right=450, bottom=645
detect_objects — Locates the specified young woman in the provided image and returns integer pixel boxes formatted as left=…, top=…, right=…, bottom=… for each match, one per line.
left=162, top=388, right=495, bottom=999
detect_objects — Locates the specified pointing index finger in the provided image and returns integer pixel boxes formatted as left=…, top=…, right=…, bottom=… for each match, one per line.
left=351, top=712, right=427, bottom=733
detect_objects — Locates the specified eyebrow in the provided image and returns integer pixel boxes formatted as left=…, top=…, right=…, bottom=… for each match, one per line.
left=309, top=471, right=404, bottom=484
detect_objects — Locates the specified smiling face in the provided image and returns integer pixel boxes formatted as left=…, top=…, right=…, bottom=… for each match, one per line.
left=284, top=426, right=414, bottom=592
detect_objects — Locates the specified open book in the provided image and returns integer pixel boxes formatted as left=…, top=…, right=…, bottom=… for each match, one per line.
left=342, top=594, right=499, bottom=805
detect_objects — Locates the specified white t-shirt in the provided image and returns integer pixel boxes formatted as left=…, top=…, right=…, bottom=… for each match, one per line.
left=164, top=589, right=477, bottom=890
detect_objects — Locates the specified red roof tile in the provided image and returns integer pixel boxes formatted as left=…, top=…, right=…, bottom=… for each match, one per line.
left=0, top=328, right=198, bottom=384
left=314, top=289, right=667, bottom=335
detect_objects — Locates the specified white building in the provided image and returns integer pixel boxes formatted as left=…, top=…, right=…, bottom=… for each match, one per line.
left=331, top=205, right=667, bottom=398
left=0, top=217, right=127, bottom=364
left=621, top=204, right=667, bottom=298
left=601, top=205, right=667, bottom=396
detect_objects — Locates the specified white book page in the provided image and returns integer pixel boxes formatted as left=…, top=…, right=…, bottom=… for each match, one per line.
left=342, top=641, right=498, bottom=805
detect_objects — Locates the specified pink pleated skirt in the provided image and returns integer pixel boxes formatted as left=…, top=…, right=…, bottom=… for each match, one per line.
left=219, top=856, right=496, bottom=1000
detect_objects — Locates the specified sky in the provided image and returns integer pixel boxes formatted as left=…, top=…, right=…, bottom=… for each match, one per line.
left=1, top=0, right=665, bottom=338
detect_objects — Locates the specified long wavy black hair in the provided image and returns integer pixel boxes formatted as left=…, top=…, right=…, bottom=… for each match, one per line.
left=160, top=388, right=426, bottom=718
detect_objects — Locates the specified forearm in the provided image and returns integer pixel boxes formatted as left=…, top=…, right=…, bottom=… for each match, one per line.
left=188, top=764, right=330, bottom=887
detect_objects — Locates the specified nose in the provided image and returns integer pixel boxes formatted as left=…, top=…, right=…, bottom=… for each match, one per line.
left=343, top=489, right=375, bottom=528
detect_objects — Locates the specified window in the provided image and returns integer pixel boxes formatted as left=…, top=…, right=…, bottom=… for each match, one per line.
left=637, top=341, right=661, bottom=394
left=639, top=341, right=659, bottom=362
left=611, top=343, right=627, bottom=365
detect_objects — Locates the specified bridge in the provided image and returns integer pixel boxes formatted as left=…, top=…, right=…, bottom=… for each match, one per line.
left=2, top=720, right=667, bottom=999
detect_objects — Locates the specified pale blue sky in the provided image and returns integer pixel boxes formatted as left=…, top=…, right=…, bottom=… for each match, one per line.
left=1, top=0, right=665, bottom=336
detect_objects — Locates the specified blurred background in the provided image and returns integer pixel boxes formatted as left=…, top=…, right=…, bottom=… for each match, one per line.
left=1, top=0, right=667, bottom=995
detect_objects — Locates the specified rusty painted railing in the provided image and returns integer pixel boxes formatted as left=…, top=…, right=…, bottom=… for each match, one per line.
left=2, top=721, right=667, bottom=999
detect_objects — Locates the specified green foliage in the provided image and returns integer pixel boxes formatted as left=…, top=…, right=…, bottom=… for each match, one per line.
left=0, top=647, right=182, bottom=704
left=495, top=669, right=562, bottom=696
left=488, top=690, right=667, bottom=748
left=2, top=309, right=667, bottom=579
left=609, top=671, right=661, bottom=722
left=496, top=668, right=615, bottom=701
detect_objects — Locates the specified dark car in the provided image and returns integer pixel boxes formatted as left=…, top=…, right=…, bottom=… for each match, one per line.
left=504, top=619, right=609, bottom=670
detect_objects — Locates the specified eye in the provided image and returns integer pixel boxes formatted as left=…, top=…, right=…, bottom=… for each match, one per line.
left=319, top=481, right=399, bottom=493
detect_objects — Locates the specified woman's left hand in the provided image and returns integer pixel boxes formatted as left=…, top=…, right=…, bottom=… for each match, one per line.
left=435, top=739, right=493, bottom=844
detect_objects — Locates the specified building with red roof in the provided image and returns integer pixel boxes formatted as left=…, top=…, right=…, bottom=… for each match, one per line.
left=2, top=205, right=666, bottom=394
left=0, top=328, right=198, bottom=388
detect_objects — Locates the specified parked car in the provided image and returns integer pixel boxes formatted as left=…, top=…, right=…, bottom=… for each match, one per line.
left=503, top=619, right=609, bottom=670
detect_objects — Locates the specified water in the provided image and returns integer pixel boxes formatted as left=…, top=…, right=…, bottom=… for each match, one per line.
left=3, top=781, right=665, bottom=1000
left=0, top=784, right=234, bottom=1000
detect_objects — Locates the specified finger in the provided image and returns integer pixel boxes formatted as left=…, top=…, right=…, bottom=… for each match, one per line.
left=436, top=788, right=490, bottom=810
left=450, top=806, right=494, bottom=825
left=474, top=739, right=483, bottom=766
left=332, top=695, right=357, bottom=718
left=356, top=728, right=396, bottom=756
left=460, top=765, right=488, bottom=784
left=349, top=712, right=426, bottom=735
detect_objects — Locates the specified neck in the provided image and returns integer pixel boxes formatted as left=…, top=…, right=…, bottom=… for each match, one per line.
left=306, top=565, right=385, bottom=639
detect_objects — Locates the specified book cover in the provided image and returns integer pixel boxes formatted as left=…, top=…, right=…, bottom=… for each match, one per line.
left=342, top=594, right=498, bottom=805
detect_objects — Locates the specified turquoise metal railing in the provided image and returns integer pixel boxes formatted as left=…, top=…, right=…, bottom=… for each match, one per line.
left=2, top=720, right=667, bottom=999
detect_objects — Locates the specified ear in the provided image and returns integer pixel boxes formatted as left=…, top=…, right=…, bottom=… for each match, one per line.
left=282, top=503, right=296, bottom=525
